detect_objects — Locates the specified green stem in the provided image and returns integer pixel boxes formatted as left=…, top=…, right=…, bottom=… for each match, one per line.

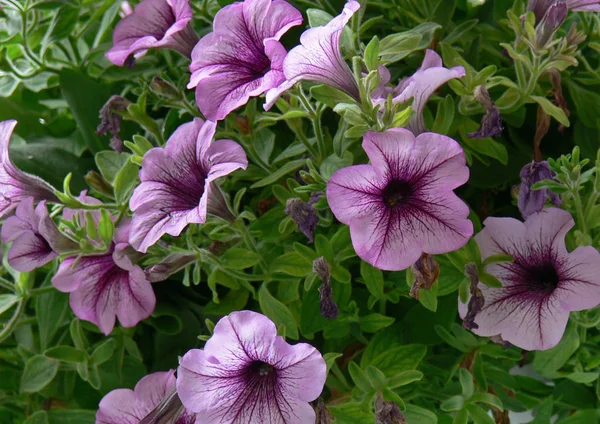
left=0, top=300, right=26, bottom=344
left=572, top=189, right=589, bottom=235
left=0, top=278, right=15, bottom=292
left=297, top=89, right=324, bottom=161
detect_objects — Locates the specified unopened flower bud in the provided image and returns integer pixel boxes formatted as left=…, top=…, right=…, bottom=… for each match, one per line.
left=96, top=95, right=132, bottom=152
left=313, top=257, right=338, bottom=320
left=518, top=161, right=561, bottom=219
left=375, top=393, right=406, bottom=424
left=285, top=196, right=319, bottom=243
left=145, top=253, right=197, bottom=282
left=410, top=253, right=440, bottom=300
left=84, top=171, right=114, bottom=198
left=467, top=85, right=503, bottom=139
left=536, top=1, right=568, bottom=47
left=150, top=77, right=180, bottom=99
left=528, top=0, right=554, bottom=22
left=463, top=263, right=485, bottom=331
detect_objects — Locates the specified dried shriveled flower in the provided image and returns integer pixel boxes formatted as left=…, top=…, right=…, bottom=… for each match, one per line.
left=97, top=370, right=195, bottom=424
left=313, top=256, right=338, bottom=319
left=326, top=129, right=473, bottom=271
left=410, top=253, right=440, bottom=299
left=129, top=119, right=247, bottom=253
left=375, top=393, right=406, bottom=424
left=0, top=120, right=58, bottom=219
left=265, top=1, right=360, bottom=110
left=177, top=310, right=327, bottom=423
left=460, top=208, right=600, bottom=350
left=284, top=196, right=319, bottom=242
left=96, top=95, right=132, bottom=152
left=391, top=50, right=465, bottom=135
left=1, top=198, right=77, bottom=272
left=467, top=85, right=503, bottom=139
left=52, top=219, right=155, bottom=335
left=462, top=263, right=485, bottom=331
left=518, top=160, right=561, bottom=219
left=188, top=0, right=302, bottom=120
left=106, top=0, right=199, bottom=67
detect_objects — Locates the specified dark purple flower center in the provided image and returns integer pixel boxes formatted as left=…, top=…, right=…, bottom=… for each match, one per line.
left=382, top=180, right=414, bottom=208
left=525, top=262, right=560, bottom=295
left=247, top=360, right=275, bottom=377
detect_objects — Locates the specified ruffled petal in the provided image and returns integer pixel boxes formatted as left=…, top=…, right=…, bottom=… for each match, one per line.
left=7, top=231, right=56, bottom=272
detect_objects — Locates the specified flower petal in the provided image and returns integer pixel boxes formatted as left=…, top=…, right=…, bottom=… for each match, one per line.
left=7, top=231, right=56, bottom=272
left=555, top=245, right=600, bottom=311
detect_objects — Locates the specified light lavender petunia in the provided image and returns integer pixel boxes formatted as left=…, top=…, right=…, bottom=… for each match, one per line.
left=264, top=1, right=361, bottom=110
left=188, top=0, right=303, bottom=120
left=0, top=120, right=58, bottom=219
left=52, top=218, right=155, bottom=335
left=106, top=0, right=199, bottom=67
left=518, top=161, right=561, bottom=219
left=1, top=198, right=77, bottom=272
left=97, top=370, right=196, bottom=424
left=177, top=310, right=327, bottom=424
left=391, top=49, right=465, bottom=135
left=459, top=208, right=600, bottom=351
left=567, top=0, right=600, bottom=11
left=326, top=129, right=473, bottom=271
left=129, top=118, right=247, bottom=253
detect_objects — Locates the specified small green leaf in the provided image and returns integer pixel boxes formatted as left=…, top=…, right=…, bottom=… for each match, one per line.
left=90, top=338, right=117, bottom=366
left=531, top=96, right=570, bottom=127
left=466, top=404, right=495, bottom=424
left=95, top=151, right=130, bottom=183
left=482, top=254, right=514, bottom=267
left=258, top=283, right=299, bottom=339
left=387, top=370, right=424, bottom=388
left=310, top=85, right=357, bottom=108
left=359, top=313, right=395, bottom=333
left=360, top=261, right=384, bottom=299
left=271, top=252, right=313, bottom=277
left=459, top=368, right=474, bottom=399
left=44, top=346, right=87, bottom=363
left=0, top=294, right=19, bottom=316
left=348, top=362, right=372, bottom=392
left=365, top=365, right=388, bottom=390
left=20, top=355, right=60, bottom=393
left=221, top=248, right=261, bottom=270
left=478, top=272, right=503, bottom=288
left=441, top=395, right=466, bottom=412
left=98, top=209, right=115, bottom=245
left=364, top=36, right=380, bottom=71
left=251, top=159, right=306, bottom=188
left=113, top=160, right=139, bottom=204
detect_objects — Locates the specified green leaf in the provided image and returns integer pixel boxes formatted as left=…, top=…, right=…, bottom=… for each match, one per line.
left=533, top=321, right=579, bottom=376
left=98, top=210, right=115, bottom=246
left=323, top=352, right=342, bottom=372
left=478, top=272, right=503, bottom=288
left=24, top=411, right=49, bottom=424
left=364, top=36, right=380, bottom=71
left=95, top=151, right=131, bottom=183
left=90, top=339, right=117, bottom=366
left=363, top=344, right=427, bottom=378
left=44, top=346, right=87, bottom=363
left=387, top=370, right=424, bottom=388
left=37, top=290, right=69, bottom=351
left=365, top=365, right=388, bottom=390
left=469, top=393, right=503, bottom=410
left=310, top=84, right=357, bottom=108
left=360, top=261, right=385, bottom=299
left=258, top=283, right=299, bottom=339
left=113, top=160, right=139, bottom=204
left=482, top=254, right=514, bottom=267
left=271, top=252, right=313, bottom=277
left=47, top=410, right=96, bottom=424
left=403, top=404, right=438, bottom=424
left=253, top=129, right=275, bottom=164
left=459, top=368, right=474, bottom=399
left=20, top=355, right=60, bottom=393
left=250, top=159, right=306, bottom=188
left=380, top=23, right=441, bottom=63
left=0, top=294, right=18, bottom=316
left=41, top=5, right=80, bottom=54
left=348, top=362, right=373, bottom=392
left=221, top=248, right=261, bottom=270
left=359, top=313, right=395, bottom=333
left=567, top=82, right=600, bottom=129
left=466, top=404, right=495, bottom=424
left=60, top=69, right=112, bottom=153
left=441, top=395, right=465, bottom=412
left=530, top=96, right=570, bottom=127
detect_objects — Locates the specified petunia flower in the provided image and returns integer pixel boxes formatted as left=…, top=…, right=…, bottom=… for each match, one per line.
left=97, top=370, right=196, bottom=424
left=177, top=310, right=327, bottom=424
left=1, top=198, right=77, bottom=272
left=459, top=208, right=600, bottom=351
left=391, top=50, right=466, bottom=135
left=326, top=129, right=473, bottom=271
left=265, top=1, right=361, bottom=110
left=0, top=120, right=58, bottom=219
left=106, top=0, right=199, bottom=67
left=129, top=118, right=247, bottom=253
left=52, top=218, right=156, bottom=335
left=188, top=0, right=303, bottom=120
left=529, top=0, right=600, bottom=23
left=518, top=160, right=561, bottom=219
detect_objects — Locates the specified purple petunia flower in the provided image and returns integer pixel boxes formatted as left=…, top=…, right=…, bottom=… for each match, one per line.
left=265, top=1, right=361, bottom=110
left=106, top=0, right=199, bottom=67
left=177, top=310, right=327, bottom=424
left=567, top=0, right=600, bottom=11
left=529, top=0, right=600, bottom=23
left=188, top=0, right=302, bottom=121
left=459, top=208, right=600, bottom=351
left=326, top=129, right=473, bottom=271
left=390, top=50, right=466, bottom=135
left=52, top=218, right=155, bottom=335
left=97, top=370, right=196, bottom=424
left=129, top=118, right=247, bottom=253
left=1, top=198, right=77, bottom=272
left=0, top=120, right=58, bottom=219
left=518, top=160, right=561, bottom=219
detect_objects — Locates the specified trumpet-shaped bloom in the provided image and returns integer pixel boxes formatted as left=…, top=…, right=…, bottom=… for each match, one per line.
left=1, top=198, right=77, bottom=272
left=0, top=120, right=58, bottom=219
left=391, top=50, right=465, bottom=134
left=460, top=208, right=600, bottom=351
left=177, top=310, right=327, bottom=424
left=129, top=119, right=247, bottom=253
left=188, top=0, right=302, bottom=120
left=97, top=370, right=195, bottom=424
left=265, top=1, right=360, bottom=110
left=327, top=129, right=473, bottom=271
left=52, top=219, right=155, bottom=335
left=107, top=0, right=199, bottom=67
